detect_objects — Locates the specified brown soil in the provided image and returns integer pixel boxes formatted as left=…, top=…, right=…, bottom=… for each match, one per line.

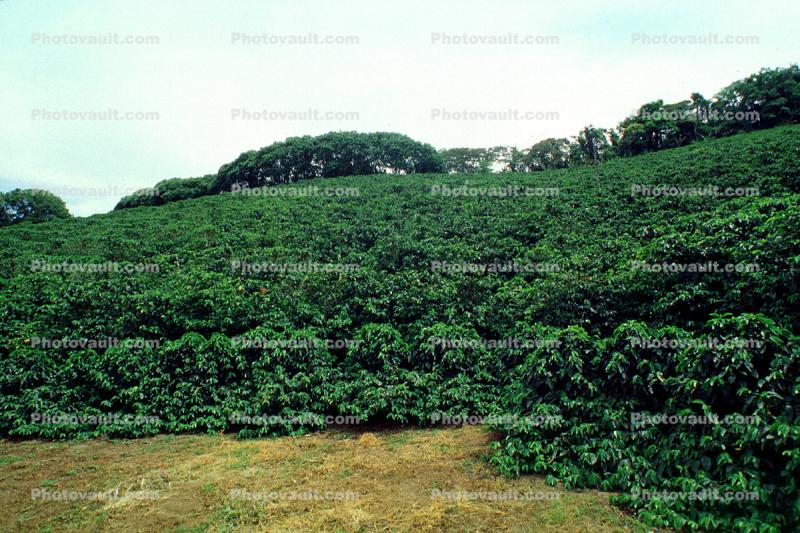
left=0, top=426, right=644, bottom=532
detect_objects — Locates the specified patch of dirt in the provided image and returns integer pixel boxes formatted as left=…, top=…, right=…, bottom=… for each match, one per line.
left=0, top=427, right=643, bottom=532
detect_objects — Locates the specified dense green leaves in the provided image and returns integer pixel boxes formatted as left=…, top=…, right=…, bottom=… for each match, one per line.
left=490, top=315, right=799, bottom=531
left=0, top=189, right=71, bottom=227
left=212, top=131, right=443, bottom=193
left=1, top=126, right=799, bottom=529
left=115, top=175, right=215, bottom=210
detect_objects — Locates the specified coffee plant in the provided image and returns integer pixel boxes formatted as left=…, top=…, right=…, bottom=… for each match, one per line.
left=1, top=126, right=799, bottom=530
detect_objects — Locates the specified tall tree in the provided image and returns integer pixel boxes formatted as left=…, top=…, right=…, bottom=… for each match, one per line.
left=524, top=138, right=572, bottom=171
left=0, top=189, right=71, bottom=226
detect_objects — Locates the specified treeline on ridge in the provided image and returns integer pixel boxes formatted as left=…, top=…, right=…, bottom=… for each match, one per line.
left=113, top=65, right=800, bottom=211
left=442, top=65, right=800, bottom=172
left=115, top=132, right=441, bottom=209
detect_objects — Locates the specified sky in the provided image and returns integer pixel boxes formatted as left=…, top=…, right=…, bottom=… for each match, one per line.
left=0, top=0, right=797, bottom=216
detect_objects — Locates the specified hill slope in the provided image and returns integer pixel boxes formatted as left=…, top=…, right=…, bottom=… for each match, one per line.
left=1, top=126, right=797, bottom=345
left=1, top=125, right=799, bottom=530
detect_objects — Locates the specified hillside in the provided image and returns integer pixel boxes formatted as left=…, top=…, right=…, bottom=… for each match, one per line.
left=2, top=126, right=798, bottom=340
left=1, top=126, right=799, bottom=530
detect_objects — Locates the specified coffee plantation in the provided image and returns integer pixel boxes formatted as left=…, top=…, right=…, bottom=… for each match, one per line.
left=1, top=126, right=798, bottom=530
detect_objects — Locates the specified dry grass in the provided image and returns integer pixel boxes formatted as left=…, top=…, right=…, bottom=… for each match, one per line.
left=0, top=426, right=645, bottom=532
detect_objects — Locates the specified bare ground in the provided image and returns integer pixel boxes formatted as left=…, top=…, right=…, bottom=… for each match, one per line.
left=0, top=426, right=645, bottom=532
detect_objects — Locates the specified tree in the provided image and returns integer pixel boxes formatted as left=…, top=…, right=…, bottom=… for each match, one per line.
left=493, top=146, right=530, bottom=172
left=213, top=132, right=443, bottom=192
left=0, top=189, right=71, bottom=227
left=115, top=175, right=215, bottom=210
left=613, top=66, right=800, bottom=156
left=616, top=101, right=675, bottom=156
left=438, top=148, right=493, bottom=174
left=712, top=65, right=800, bottom=135
left=690, top=92, right=711, bottom=123
left=570, top=126, right=613, bottom=164
left=523, top=138, right=572, bottom=171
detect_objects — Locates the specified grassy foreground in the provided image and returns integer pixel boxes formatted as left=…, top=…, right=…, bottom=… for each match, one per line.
left=0, top=426, right=645, bottom=532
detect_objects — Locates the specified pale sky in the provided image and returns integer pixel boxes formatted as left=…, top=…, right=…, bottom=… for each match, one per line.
left=1, top=0, right=797, bottom=216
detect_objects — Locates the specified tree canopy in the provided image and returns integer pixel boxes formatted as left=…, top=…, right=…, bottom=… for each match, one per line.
left=211, top=131, right=443, bottom=193
left=116, top=175, right=215, bottom=210
left=446, top=65, right=800, bottom=171
left=0, top=188, right=71, bottom=226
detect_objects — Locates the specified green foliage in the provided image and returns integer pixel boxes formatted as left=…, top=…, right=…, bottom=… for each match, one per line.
left=490, top=315, right=799, bottom=531
left=1, top=125, right=799, bottom=529
left=616, top=98, right=710, bottom=156
left=0, top=188, right=71, bottom=226
left=523, top=138, right=572, bottom=171
left=616, top=65, right=800, bottom=157
left=115, top=174, right=215, bottom=209
left=713, top=65, right=800, bottom=133
left=110, top=67, right=800, bottom=210
left=212, top=131, right=442, bottom=193
left=439, top=147, right=495, bottom=173
left=497, top=65, right=800, bottom=169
